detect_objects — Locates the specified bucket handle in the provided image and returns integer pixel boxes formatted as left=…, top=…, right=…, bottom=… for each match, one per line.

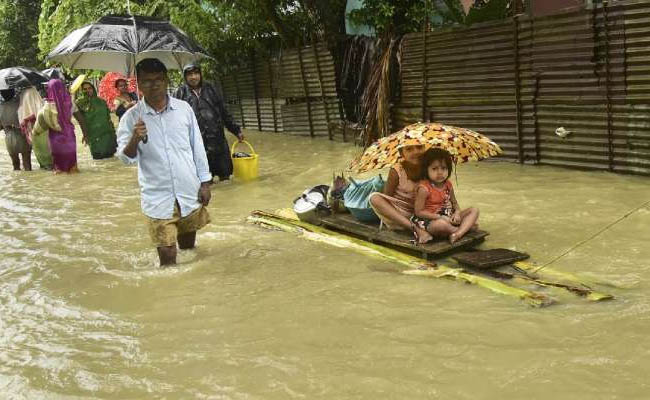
left=231, top=140, right=256, bottom=156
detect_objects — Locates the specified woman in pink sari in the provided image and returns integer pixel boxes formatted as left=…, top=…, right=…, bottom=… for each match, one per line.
left=45, top=79, right=78, bottom=172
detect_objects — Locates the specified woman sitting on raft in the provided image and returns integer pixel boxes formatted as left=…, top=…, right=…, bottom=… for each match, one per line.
left=369, top=144, right=433, bottom=244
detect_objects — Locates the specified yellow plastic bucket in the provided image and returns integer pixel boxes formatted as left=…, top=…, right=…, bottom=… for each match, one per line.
left=231, top=140, right=259, bottom=181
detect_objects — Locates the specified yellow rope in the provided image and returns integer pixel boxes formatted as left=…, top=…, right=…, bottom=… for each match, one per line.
left=534, top=199, right=650, bottom=273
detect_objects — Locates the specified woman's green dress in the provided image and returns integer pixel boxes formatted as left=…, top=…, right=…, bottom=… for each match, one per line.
left=32, top=102, right=57, bottom=169
left=79, top=96, right=117, bottom=159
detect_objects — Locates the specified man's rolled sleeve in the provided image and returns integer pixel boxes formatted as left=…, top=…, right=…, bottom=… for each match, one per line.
left=116, top=109, right=138, bottom=165
left=187, top=106, right=212, bottom=183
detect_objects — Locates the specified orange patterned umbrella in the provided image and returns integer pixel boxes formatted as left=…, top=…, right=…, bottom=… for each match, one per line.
left=348, top=122, right=502, bottom=173
left=98, top=72, right=138, bottom=111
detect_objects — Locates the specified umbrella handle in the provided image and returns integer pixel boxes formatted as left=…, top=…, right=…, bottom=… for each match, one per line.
left=133, top=92, right=147, bottom=144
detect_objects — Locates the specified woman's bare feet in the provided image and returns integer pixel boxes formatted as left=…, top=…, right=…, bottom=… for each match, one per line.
left=414, top=225, right=433, bottom=244
left=449, top=232, right=462, bottom=244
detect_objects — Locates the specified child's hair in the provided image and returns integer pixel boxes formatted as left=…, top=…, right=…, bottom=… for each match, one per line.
left=421, top=148, right=453, bottom=181
left=114, top=79, right=127, bottom=89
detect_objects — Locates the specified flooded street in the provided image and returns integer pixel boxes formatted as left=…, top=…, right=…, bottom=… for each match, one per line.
left=1, top=129, right=650, bottom=399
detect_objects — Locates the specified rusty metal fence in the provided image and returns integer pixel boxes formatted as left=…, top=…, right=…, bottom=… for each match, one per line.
left=218, top=0, right=650, bottom=175
left=396, top=0, right=650, bottom=175
left=218, top=42, right=343, bottom=139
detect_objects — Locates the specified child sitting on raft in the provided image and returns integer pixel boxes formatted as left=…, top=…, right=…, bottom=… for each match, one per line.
left=413, top=148, right=479, bottom=244
left=369, top=144, right=433, bottom=244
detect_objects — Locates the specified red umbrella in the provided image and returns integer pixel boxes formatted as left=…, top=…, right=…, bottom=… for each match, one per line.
left=98, top=72, right=138, bottom=111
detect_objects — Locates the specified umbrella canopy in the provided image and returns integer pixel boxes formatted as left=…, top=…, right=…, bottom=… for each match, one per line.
left=69, top=74, right=87, bottom=94
left=0, top=67, right=50, bottom=91
left=97, top=72, right=138, bottom=111
left=47, top=14, right=211, bottom=74
left=349, top=122, right=503, bottom=173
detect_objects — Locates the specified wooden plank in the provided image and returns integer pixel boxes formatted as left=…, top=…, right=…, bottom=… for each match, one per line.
left=453, top=249, right=530, bottom=269
left=319, top=213, right=488, bottom=257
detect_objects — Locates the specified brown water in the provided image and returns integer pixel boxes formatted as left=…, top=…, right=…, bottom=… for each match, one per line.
left=1, top=129, right=650, bottom=399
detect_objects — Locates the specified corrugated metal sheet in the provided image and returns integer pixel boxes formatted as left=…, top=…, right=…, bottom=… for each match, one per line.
left=253, top=54, right=282, bottom=131
left=281, top=100, right=340, bottom=136
left=398, top=22, right=519, bottom=161
left=604, top=0, right=650, bottom=175
left=518, top=8, right=606, bottom=169
left=219, top=42, right=341, bottom=136
left=241, top=99, right=260, bottom=130
left=217, top=75, right=245, bottom=128
left=394, top=0, right=650, bottom=176
left=216, top=1, right=650, bottom=176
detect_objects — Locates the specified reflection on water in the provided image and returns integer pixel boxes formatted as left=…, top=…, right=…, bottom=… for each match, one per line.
left=1, top=130, right=650, bottom=399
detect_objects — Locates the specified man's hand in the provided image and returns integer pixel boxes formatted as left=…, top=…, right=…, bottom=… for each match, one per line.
left=237, top=132, right=245, bottom=142
left=198, top=182, right=211, bottom=206
left=133, top=119, right=147, bottom=142
left=122, top=118, right=147, bottom=158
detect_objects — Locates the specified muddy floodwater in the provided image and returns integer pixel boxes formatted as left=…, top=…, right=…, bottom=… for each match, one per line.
left=1, top=129, right=650, bottom=399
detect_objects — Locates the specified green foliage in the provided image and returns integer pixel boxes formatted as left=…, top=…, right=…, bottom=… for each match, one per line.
left=0, top=0, right=42, bottom=68
left=36, top=0, right=347, bottom=77
left=38, top=0, right=144, bottom=61
left=38, top=0, right=209, bottom=75
left=348, top=0, right=515, bottom=36
left=430, top=0, right=468, bottom=25
left=465, top=0, right=511, bottom=25
left=348, top=0, right=431, bottom=36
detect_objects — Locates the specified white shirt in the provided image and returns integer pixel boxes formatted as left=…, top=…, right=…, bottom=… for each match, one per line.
left=116, top=96, right=212, bottom=219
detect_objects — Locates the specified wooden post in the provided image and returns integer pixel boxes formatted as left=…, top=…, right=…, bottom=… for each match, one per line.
left=268, top=58, right=278, bottom=132
left=279, top=49, right=286, bottom=133
left=533, top=74, right=541, bottom=163
left=233, top=73, right=245, bottom=128
left=312, top=40, right=333, bottom=140
left=602, top=0, right=615, bottom=171
left=250, top=51, right=262, bottom=131
left=421, top=29, right=428, bottom=122
left=297, top=46, right=315, bottom=137
left=513, top=15, right=524, bottom=163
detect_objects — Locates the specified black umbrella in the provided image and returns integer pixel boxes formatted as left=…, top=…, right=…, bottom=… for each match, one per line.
left=46, top=14, right=211, bottom=75
left=0, top=66, right=50, bottom=91
left=48, top=9, right=211, bottom=144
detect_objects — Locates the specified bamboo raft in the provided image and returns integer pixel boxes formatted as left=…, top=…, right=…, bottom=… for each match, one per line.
left=319, top=212, right=488, bottom=259
left=248, top=210, right=616, bottom=307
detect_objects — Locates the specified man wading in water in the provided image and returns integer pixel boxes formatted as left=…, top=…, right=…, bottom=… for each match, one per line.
left=174, top=63, right=244, bottom=183
left=116, top=58, right=212, bottom=266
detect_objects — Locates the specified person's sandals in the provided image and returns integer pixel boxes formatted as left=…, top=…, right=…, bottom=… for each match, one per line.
left=410, top=222, right=420, bottom=245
